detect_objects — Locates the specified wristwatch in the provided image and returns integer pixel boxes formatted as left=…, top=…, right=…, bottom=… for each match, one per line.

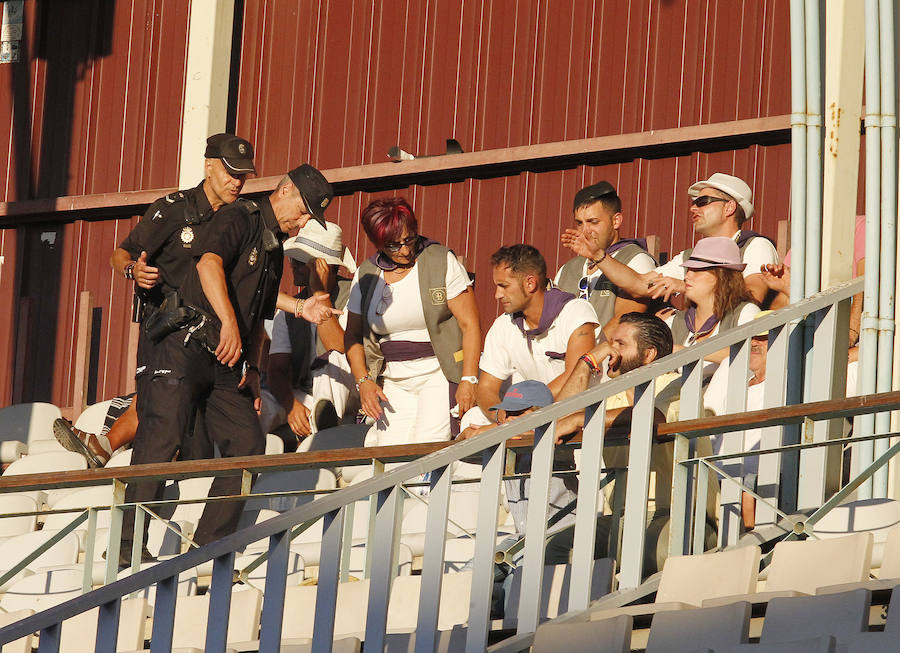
left=124, top=262, right=136, bottom=280
left=460, top=375, right=479, bottom=384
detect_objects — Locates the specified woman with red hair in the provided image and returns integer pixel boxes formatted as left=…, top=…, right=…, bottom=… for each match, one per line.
left=344, top=197, right=481, bottom=446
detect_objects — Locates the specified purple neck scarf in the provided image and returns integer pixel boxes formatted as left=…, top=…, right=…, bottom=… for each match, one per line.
left=684, top=306, right=719, bottom=339
left=605, top=237, right=647, bottom=255
left=370, top=236, right=439, bottom=271
left=512, top=288, right=576, bottom=339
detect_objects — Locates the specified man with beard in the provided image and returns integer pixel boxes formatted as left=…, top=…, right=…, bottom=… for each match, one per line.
left=548, top=311, right=718, bottom=573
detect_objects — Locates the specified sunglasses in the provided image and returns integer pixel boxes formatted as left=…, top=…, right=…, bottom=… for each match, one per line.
left=578, top=276, right=592, bottom=300
left=376, top=284, right=392, bottom=315
left=691, top=196, right=729, bottom=208
left=383, top=234, right=418, bottom=253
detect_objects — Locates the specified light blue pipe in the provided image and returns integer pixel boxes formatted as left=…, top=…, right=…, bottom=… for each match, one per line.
left=790, top=0, right=807, bottom=305
left=804, top=0, right=823, bottom=299
left=874, top=0, right=897, bottom=497
left=858, top=0, right=883, bottom=499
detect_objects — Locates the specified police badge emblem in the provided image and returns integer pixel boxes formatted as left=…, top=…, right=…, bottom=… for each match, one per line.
left=249, top=247, right=259, bottom=266
left=181, top=227, right=194, bottom=245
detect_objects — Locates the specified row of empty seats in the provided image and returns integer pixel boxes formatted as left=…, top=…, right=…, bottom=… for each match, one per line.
left=536, top=584, right=900, bottom=653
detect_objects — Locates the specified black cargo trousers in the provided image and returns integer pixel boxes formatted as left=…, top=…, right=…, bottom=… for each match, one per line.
left=122, top=326, right=264, bottom=550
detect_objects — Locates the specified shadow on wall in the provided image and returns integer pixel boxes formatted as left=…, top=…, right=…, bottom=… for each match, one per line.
left=9, top=1, right=114, bottom=404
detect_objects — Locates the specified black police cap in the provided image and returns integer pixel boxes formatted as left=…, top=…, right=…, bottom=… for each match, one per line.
left=205, top=133, right=256, bottom=175
left=288, top=164, right=334, bottom=227
left=573, top=181, right=617, bottom=212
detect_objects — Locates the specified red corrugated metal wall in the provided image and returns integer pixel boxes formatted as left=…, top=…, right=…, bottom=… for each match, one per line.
left=236, top=0, right=792, bottom=339
left=1, top=0, right=795, bottom=407
left=0, top=1, right=189, bottom=405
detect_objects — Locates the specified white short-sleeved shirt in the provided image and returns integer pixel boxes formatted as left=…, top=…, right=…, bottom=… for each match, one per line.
left=655, top=231, right=778, bottom=281
left=553, top=247, right=656, bottom=288
left=347, top=251, right=471, bottom=378
left=479, top=298, right=599, bottom=385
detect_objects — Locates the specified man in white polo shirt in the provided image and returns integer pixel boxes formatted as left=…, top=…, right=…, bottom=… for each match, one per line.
left=459, top=244, right=598, bottom=534
left=561, top=173, right=777, bottom=306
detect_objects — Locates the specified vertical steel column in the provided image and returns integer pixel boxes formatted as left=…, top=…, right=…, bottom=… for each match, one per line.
left=516, top=421, right=557, bottom=634
left=465, top=443, right=505, bottom=653
left=874, top=0, right=898, bottom=496
left=206, top=551, right=237, bottom=653
left=312, top=509, right=345, bottom=653
left=415, top=465, right=452, bottom=653
left=37, top=623, right=61, bottom=653
left=720, top=341, right=751, bottom=547
left=149, top=575, right=178, bottom=653
left=757, top=323, right=789, bottom=527
left=618, top=379, right=657, bottom=590
left=857, top=0, right=883, bottom=499
left=95, top=598, right=122, bottom=653
left=258, top=531, right=290, bottom=653
left=364, top=484, right=403, bottom=652
left=105, top=479, right=126, bottom=585
left=798, top=301, right=851, bottom=509
left=670, top=360, right=704, bottom=558
left=568, top=401, right=607, bottom=612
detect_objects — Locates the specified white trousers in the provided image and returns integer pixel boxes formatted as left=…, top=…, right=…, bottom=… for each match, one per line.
left=364, top=365, right=451, bottom=448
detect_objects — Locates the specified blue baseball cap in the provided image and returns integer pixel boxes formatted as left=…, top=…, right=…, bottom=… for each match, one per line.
left=490, top=380, right=554, bottom=412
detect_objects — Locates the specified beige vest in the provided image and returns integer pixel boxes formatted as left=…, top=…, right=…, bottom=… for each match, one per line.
left=357, top=243, right=464, bottom=382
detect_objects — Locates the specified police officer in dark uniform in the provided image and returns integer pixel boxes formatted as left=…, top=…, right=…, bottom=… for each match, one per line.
left=54, top=134, right=256, bottom=470
left=121, top=163, right=339, bottom=555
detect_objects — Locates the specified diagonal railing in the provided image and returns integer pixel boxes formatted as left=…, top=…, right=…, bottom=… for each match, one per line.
left=0, top=277, right=872, bottom=653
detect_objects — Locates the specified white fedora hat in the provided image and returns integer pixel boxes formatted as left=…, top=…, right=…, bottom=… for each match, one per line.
left=283, top=221, right=357, bottom=273
left=688, top=172, right=754, bottom=220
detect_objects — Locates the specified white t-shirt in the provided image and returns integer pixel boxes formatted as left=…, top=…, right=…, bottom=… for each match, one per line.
left=347, top=251, right=472, bottom=379
left=656, top=231, right=778, bottom=281
left=480, top=298, right=599, bottom=384
left=553, top=246, right=656, bottom=287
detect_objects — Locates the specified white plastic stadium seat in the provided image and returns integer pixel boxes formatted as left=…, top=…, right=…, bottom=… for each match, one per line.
left=0, top=530, right=80, bottom=572
left=0, top=494, right=39, bottom=537
left=3, top=451, right=88, bottom=508
left=59, top=597, right=149, bottom=653
left=42, top=485, right=115, bottom=531
left=0, top=402, right=62, bottom=445
left=73, top=399, right=114, bottom=434
left=169, top=587, right=262, bottom=649
left=0, top=568, right=83, bottom=612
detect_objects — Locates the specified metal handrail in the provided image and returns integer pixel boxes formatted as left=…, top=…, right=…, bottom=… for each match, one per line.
left=0, top=277, right=867, bottom=652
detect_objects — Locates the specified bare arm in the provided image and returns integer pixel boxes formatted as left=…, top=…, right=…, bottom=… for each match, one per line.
left=475, top=371, right=505, bottom=424
left=344, top=311, right=388, bottom=420
left=561, top=229, right=657, bottom=298
left=267, top=351, right=311, bottom=436
left=196, top=252, right=242, bottom=367
left=743, top=273, right=769, bottom=306
left=546, top=322, right=599, bottom=397
left=307, top=259, right=345, bottom=352
left=447, top=287, right=483, bottom=415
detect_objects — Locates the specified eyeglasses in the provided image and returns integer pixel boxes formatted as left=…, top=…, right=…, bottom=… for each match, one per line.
left=691, top=196, right=729, bottom=208
left=376, top=284, right=392, bottom=315
left=578, top=276, right=591, bottom=300
left=383, top=234, right=418, bottom=253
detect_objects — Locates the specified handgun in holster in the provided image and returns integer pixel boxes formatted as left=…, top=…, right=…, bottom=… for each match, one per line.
left=142, top=292, right=193, bottom=343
